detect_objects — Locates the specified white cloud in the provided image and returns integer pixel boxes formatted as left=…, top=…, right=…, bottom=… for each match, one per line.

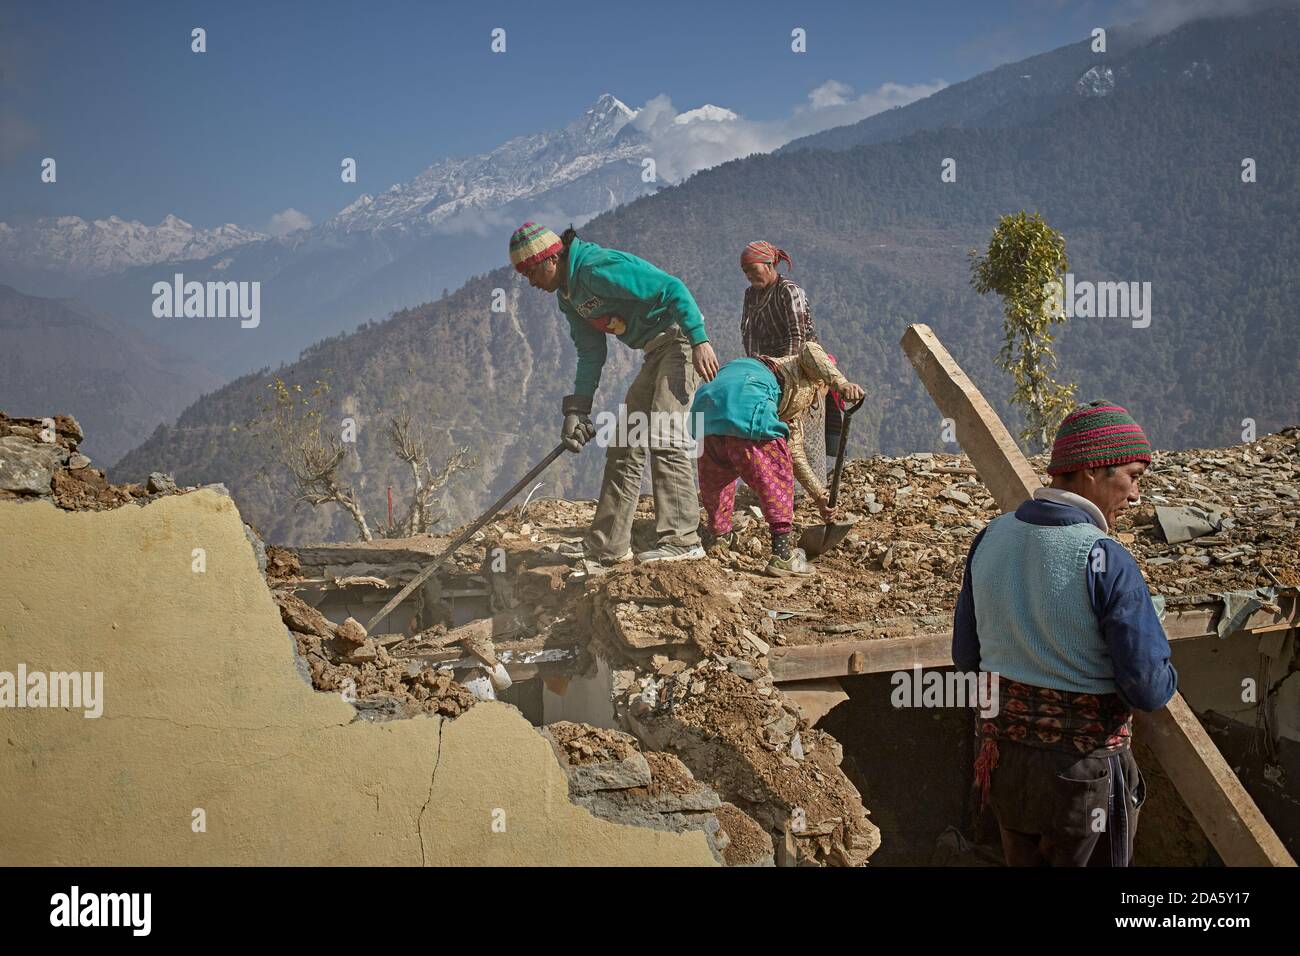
left=808, top=80, right=853, bottom=109
left=629, top=78, right=947, bottom=183
left=265, top=208, right=312, bottom=237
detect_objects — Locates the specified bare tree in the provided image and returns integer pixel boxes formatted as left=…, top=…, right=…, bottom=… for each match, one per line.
left=289, top=426, right=374, bottom=540
left=381, top=409, right=471, bottom=538
left=255, top=376, right=373, bottom=540
left=252, top=374, right=472, bottom=543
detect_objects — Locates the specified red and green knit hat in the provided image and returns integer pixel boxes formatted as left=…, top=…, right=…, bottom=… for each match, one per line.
left=509, top=222, right=562, bottom=272
left=1048, top=400, right=1152, bottom=475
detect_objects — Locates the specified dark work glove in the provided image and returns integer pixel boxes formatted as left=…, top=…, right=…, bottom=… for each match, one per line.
left=561, top=394, right=596, bottom=453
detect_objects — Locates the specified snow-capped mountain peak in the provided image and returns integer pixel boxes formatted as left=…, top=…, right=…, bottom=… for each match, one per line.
left=323, top=92, right=657, bottom=234
left=0, top=214, right=265, bottom=279
left=674, top=104, right=738, bottom=124
left=574, top=92, right=638, bottom=136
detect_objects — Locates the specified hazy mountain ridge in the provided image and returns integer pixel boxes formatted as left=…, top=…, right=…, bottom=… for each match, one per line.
left=71, top=94, right=687, bottom=381
left=0, top=214, right=265, bottom=294
left=0, top=285, right=226, bottom=463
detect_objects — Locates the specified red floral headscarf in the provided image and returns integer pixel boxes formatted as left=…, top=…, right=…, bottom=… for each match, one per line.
left=740, top=240, right=792, bottom=271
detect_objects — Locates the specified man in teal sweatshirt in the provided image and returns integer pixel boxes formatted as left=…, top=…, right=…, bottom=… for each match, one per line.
left=509, top=222, right=719, bottom=564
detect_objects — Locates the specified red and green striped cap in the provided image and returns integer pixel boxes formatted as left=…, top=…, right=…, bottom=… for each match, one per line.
left=509, top=221, right=562, bottom=273
left=1047, top=400, right=1152, bottom=475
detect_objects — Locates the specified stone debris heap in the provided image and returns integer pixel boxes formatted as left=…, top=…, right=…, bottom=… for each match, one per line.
left=540, top=721, right=774, bottom=866
left=0, top=412, right=189, bottom=510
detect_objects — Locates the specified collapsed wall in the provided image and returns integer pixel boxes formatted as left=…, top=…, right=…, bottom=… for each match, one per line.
left=0, top=414, right=731, bottom=866
left=263, top=531, right=836, bottom=862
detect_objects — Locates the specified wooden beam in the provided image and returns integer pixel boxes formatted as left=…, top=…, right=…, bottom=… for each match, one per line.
left=769, top=601, right=1299, bottom=682
left=900, top=324, right=1042, bottom=512
left=772, top=632, right=951, bottom=682
left=896, top=322, right=1296, bottom=867
left=1134, top=696, right=1295, bottom=866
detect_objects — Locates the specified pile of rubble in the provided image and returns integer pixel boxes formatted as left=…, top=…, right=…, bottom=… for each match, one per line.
left=267, top=513, right=882, bottom=864
left=572, top=562, right=880, bottom=866
left=0, top=412, right=191, bottom=510
left=270, top=590, right=479, bottom=720
left=397, top=426, right=1295, bottom=864
left=1111, top=429, right=1299, bottom=595
left=702, top=427, right=1300, bottom=638
left=540, top=721, right=774, bottom=866
left=268, top=535, right=786, bottom=864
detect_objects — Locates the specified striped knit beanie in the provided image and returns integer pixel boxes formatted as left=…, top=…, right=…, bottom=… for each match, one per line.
left=509, top=222, right=562, bottom=272
left=1048, top=400, right=1152, bottom=475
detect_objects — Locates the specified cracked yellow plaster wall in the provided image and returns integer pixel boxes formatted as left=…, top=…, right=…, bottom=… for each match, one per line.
left=0, top=490, right=716, bottom=866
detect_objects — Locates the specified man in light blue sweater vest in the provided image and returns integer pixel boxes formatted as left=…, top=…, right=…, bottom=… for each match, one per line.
left=952, top=401, right=1177, bottom=866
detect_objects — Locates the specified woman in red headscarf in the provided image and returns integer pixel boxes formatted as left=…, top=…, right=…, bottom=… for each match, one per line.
left=740, top=241, right=830, bottom=517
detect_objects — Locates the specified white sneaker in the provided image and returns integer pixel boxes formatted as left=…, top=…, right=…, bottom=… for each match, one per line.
left=635, top=543, right=706, bottom=563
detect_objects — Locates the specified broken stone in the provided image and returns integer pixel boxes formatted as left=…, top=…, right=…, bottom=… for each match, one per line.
left=0, top=435, right=67, bottom=494
left=540, top=723, right=654, bottom=794
left=739, top=628, right=769, bottom=656
left=939, top=487, right=972, bottom=506
left=68, top=453, right=91, bottom=470
left=146, top=472, right=178, bottom=494
left=764, top=710, right=799, bottom=738
left=336, top=617, right=367, bottom=646
left=348, top=639, right=378, bottom=663
left=272, top=592, right=336, bottom=638
left=656, top=659, right=688, bottom=677
left=55, top=414, right=84, bottom=444
left=725, top=658, right=764, bottom=681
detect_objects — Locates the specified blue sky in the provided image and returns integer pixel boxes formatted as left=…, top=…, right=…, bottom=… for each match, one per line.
left=0, top=0, right=1149, bottom=232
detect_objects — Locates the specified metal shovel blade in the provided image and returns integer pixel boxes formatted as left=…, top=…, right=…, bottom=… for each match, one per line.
left=799, top=393, right=866, bottom=560
left=798, top=520, right=855, bottom=559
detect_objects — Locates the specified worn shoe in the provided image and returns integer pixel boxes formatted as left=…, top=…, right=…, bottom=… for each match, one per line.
left=557, top=540, right=633, bottom=565
left=706, top=530, right=740, bottom=552
left=635, top=543, right=706, bottom=564
left=763, top=547, right=815, bottom=577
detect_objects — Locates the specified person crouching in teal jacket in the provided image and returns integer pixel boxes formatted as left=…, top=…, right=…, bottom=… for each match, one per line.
left=691, top=344, right=864, bottom=577
left=510, top=222, right=720, bottom=564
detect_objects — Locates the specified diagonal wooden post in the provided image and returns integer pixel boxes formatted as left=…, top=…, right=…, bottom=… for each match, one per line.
left=901, top=323, right=1294, bottom=867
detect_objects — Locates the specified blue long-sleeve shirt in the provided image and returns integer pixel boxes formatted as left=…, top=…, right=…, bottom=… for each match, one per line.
left=952, top=497, right=1177, bottom=711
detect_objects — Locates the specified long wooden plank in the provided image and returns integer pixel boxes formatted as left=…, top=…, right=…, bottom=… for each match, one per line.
left=769, top=602, right=1298, bottom=682
left=1134, top=696, right=1294, bottom=866
left=901, top=324, right=1042, bottom=512
left=771, top=632, right=951, bottom=682
left=897, top=322, right=1295, bottom=867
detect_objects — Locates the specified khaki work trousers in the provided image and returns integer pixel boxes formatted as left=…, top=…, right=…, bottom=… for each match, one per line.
left=584, top=327, right=701, bottom=559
